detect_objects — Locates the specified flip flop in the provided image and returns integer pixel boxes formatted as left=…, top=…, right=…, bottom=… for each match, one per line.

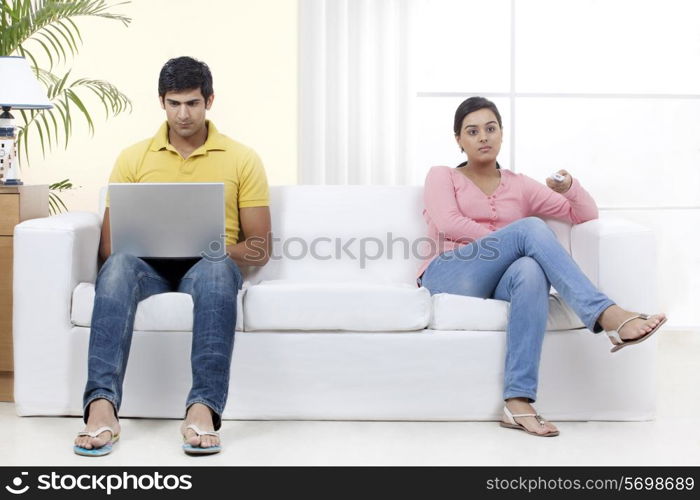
left=73, top=426, right=120, bottom=457
left=607, top=314, right=667, bottom=353
left=182, top=424, right=222, bottom=455
left=500, top=405, right=559, bottom=437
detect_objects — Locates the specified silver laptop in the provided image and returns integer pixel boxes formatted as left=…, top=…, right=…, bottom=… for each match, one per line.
left=109, top=183, right=226, bottom=259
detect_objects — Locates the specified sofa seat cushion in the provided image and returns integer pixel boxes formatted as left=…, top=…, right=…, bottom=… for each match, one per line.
left=429, top=292, right=585, bottom=331
left=71, top=282, right=244, bottom=331
left=244, top=280, right=431, bottom=332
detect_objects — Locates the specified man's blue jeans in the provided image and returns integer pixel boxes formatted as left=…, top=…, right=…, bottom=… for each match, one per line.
left=82, top=253, right=243, bottom=430
left=419, top=217, right=615, bottom=403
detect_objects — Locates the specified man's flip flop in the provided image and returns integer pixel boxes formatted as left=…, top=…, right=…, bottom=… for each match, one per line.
left=607, top=314, right=667, bottom=353
left=73, top=426, right=119, bottom=457
left=182, top=424, right=221, bottom=455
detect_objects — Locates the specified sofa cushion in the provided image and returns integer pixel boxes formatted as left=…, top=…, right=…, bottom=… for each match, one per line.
left=244, top=280, right=431, bottom=331
left=71, top=282, right=244, bottom=331
left=429, top=292, right=585, bottom=331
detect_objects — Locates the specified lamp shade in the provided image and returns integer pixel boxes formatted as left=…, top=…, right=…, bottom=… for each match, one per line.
left=0, top=56, right=52, bottom=109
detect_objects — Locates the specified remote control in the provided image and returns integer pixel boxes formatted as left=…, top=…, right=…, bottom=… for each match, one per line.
left=549, top=172, right=565, bottom=182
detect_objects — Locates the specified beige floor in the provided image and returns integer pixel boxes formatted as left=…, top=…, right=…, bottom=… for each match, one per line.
left=1, top=330, right=698, bottom=466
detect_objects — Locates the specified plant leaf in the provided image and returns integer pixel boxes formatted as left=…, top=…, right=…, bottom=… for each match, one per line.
left=5, top=1, right=133, bottom=172
left=16, top=70, right=132, bottom=166
left=1, top=0, right=132, bottom=60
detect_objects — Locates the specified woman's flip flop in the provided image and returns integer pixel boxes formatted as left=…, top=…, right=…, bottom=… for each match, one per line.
left=607, top=314, right=667, bottom=353
left=500, top=405, right=559, bottom=437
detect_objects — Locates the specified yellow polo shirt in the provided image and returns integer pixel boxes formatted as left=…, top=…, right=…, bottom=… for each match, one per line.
left=105, top=120, right=269, bottom=245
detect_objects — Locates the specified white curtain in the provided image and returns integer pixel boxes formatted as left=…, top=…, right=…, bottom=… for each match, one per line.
left=299, top=0, right=410, bottom=184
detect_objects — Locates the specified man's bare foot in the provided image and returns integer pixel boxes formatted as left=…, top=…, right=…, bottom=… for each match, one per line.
left=74, top=399, right=120, bottom=450
left=504, top=398, right=559, bottom=435
left=181, top=403, right=219, bottom=449
left=598, top=305, right=667, bottom=345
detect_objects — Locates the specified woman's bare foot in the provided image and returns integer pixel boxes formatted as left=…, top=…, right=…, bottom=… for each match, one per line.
left=74, top=399, right=120, bottom=450
left=181, top=403, right=219, bottom=449
left=598, top=305, right=667, bottom=345
left=504, top=398, right=559, bottom=435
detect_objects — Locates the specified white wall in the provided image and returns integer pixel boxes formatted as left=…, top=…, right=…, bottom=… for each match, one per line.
left=405, top=0, right=700, bottom=329
left=20, top=0, right=699, bottom=328
left=20, top=0, right=298, bottom=212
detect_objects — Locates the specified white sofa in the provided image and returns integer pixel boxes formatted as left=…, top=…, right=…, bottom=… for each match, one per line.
left=13, top=185, right=659, bottom=421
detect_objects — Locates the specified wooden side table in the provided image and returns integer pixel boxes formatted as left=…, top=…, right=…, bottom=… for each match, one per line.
left=0, top=185, right=49, bottom=401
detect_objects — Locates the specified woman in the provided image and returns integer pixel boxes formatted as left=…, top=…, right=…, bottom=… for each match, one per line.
left=418, top=96, right=666, bottom=437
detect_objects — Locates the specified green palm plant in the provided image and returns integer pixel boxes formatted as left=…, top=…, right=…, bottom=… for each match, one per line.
left=0, top=0, right=132, bottom=213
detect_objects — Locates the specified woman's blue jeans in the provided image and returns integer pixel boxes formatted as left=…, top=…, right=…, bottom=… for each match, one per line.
left=419, top=217, right=615, bottom=403
left=82, top=252, right=243, bottom=430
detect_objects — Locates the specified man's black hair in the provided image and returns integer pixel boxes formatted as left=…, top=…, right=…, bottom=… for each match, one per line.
left=158, top=56, right=214, bottom=101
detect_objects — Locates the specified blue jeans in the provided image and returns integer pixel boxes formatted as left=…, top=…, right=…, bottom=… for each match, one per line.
left=419, top=217, right=615, bottom=402
left=83, top=253, right=243, bottom=430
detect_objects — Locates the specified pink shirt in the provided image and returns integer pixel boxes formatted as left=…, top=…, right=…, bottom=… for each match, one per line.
left=418, top=166, right=599, bottom=278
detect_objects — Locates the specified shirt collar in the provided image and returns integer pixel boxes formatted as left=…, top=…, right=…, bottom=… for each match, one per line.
left=149, top=120, right=227, bottom=154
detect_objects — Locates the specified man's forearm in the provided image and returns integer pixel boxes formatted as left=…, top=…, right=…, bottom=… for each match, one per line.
left=98, top=240, right=111, bottom=264
left=226, top=237, right=270, bottom=267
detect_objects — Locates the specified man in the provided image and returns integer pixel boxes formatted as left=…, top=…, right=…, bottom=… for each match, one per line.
left=73, top=56, right=271, bottom=456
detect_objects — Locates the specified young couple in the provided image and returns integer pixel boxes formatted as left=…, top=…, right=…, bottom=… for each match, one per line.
left=74, top=59, right=666, bottom=457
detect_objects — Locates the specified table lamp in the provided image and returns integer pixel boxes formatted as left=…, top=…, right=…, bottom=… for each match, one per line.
left=0, top=56, right=53, bottom=185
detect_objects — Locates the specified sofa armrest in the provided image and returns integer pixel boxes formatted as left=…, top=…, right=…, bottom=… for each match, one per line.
left=571, top=217, right=658, bottom=314
left=13, top=211, right=101, bottom=412
left=14, top=211, right=101, bottom=294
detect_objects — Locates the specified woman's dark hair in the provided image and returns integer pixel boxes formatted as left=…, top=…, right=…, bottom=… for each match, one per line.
left=158, top=56, right=214, bottom=101
left=453, top=96, right=502, bottom=136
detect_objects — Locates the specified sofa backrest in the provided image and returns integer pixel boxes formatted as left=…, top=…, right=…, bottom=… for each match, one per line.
left=242, top=185, right=426, bottom=284
left=98, top=185, right=572, bottom=285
